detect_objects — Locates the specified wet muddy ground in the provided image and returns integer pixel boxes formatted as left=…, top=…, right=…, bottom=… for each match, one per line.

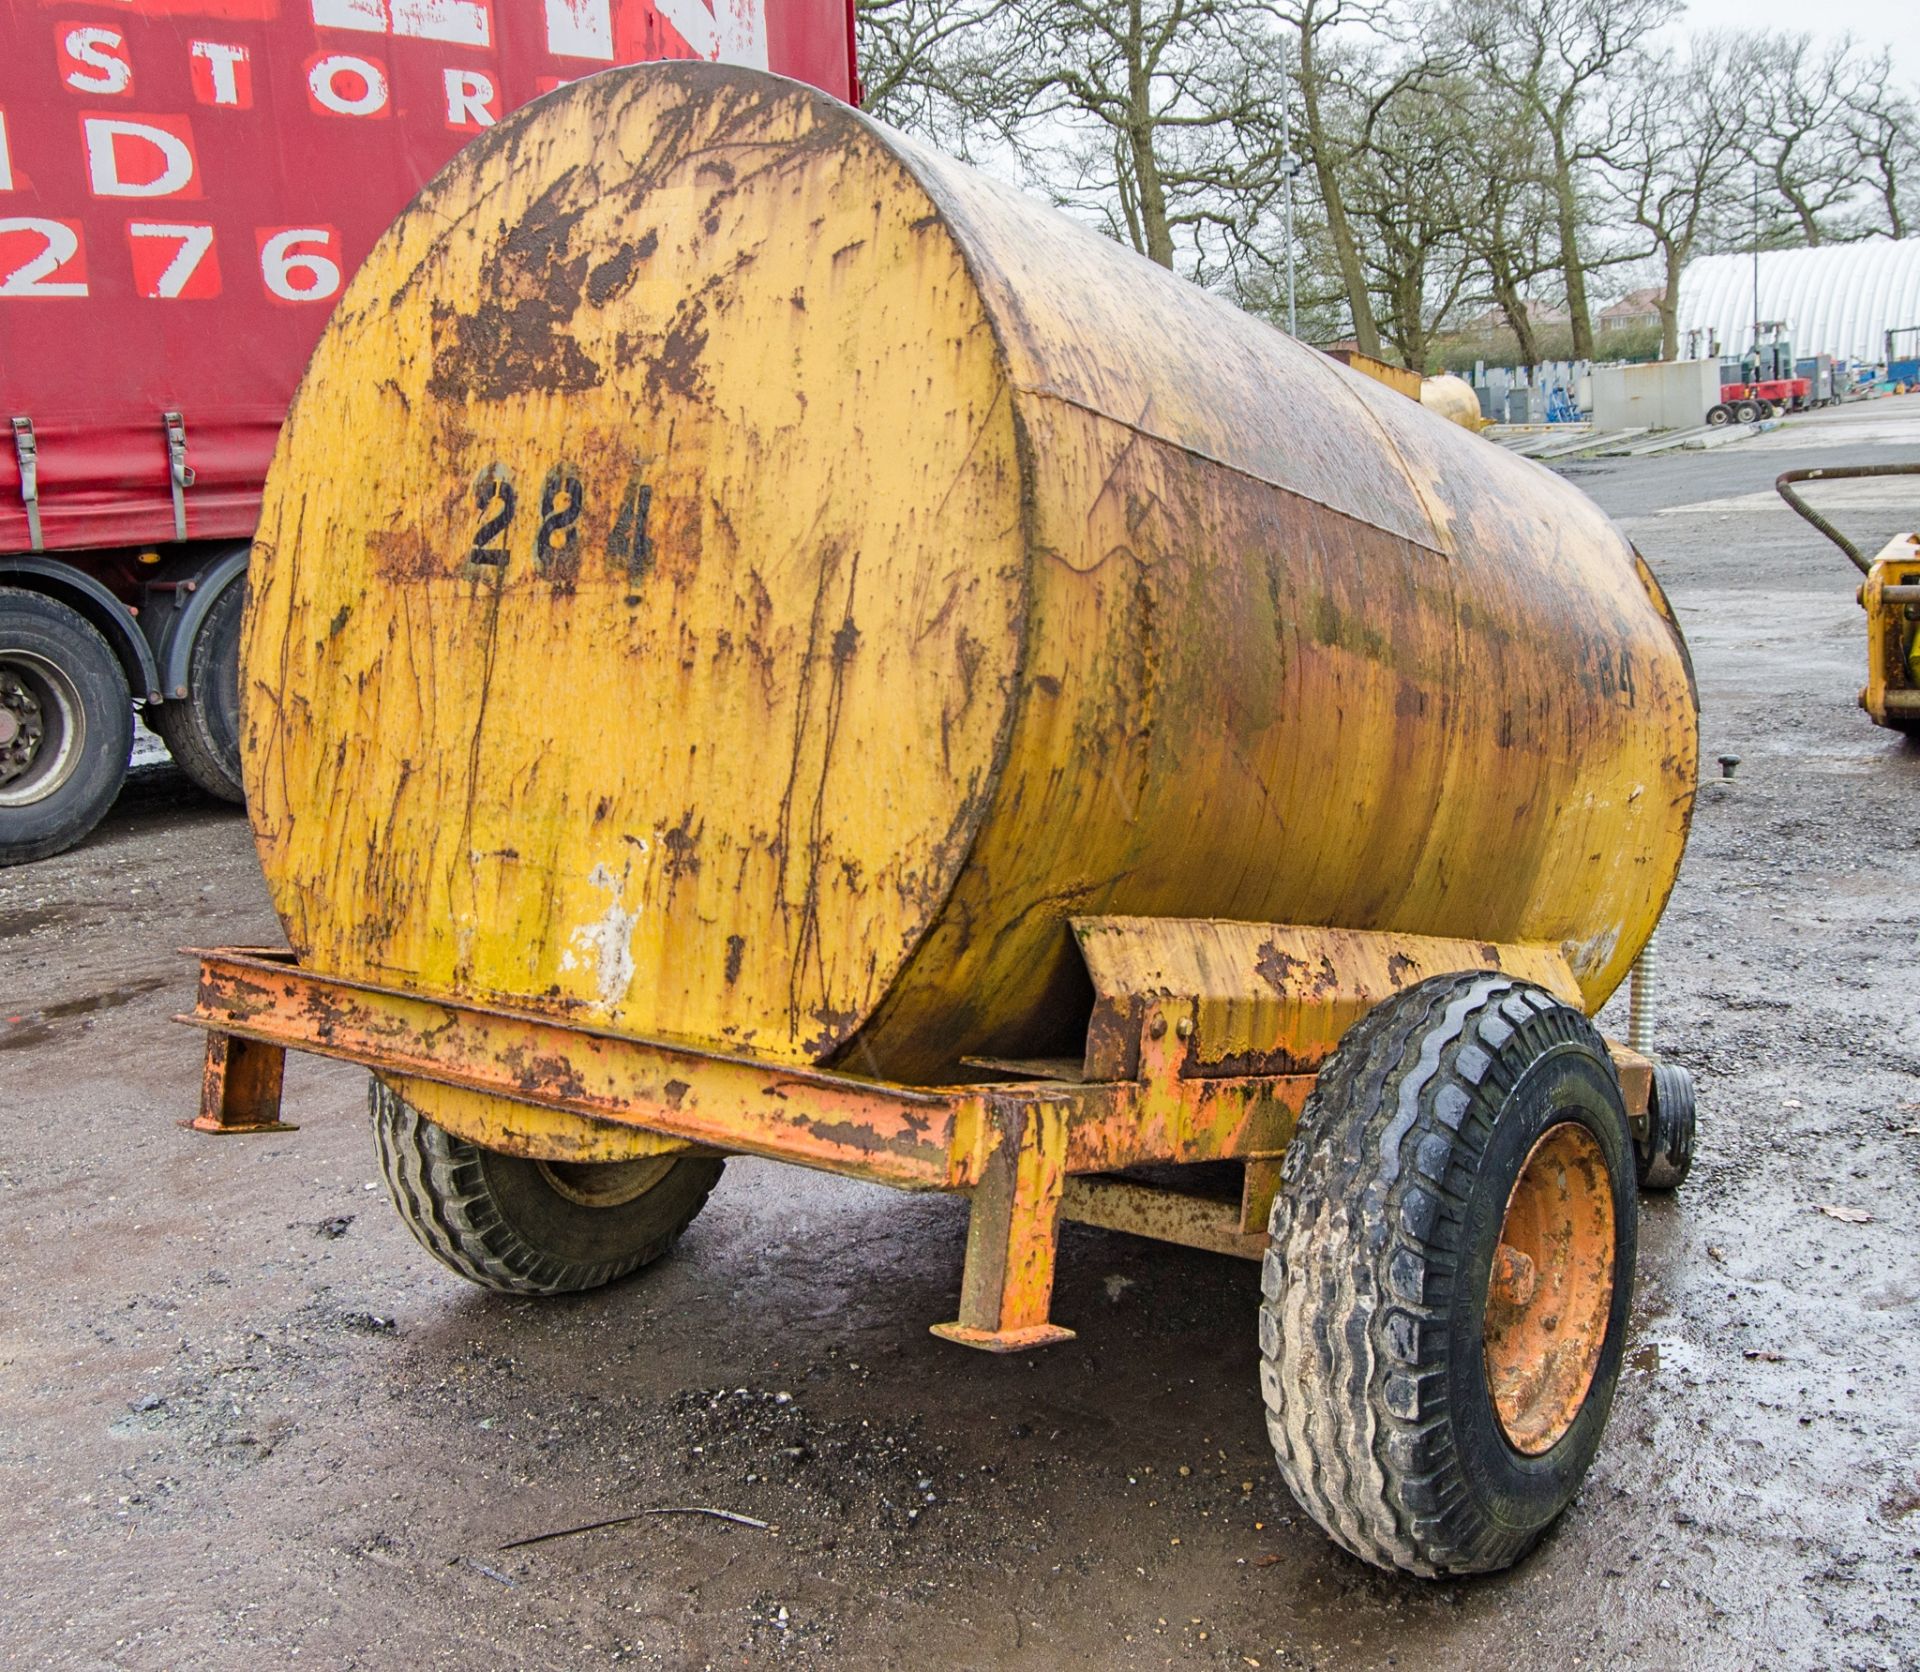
left=3, top=399, right=1918, bottom=1670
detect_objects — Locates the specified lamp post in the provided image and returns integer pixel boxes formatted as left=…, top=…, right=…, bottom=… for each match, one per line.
left=1278, top=82, right=1303, bottom=337
left=1281, top=148, right=1302, bottom=336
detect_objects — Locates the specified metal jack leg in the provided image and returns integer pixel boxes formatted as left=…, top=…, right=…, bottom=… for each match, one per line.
left=933, top=1094, right=1074, bottom=1351
left=185, top=1033, right=298, bottom=1134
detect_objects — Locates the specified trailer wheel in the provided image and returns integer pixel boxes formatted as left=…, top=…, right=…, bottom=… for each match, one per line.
left=1734, top=399, right=1760, bottom=424
left=1259, top=971, right=1636, bottom=1577
left=1706, top=403, right=1732, bottom=427
left=149, top=578, right=244, bottom=803
left=370, top=1079, right=725, bottom=1295
left=0, top=588, right=134, bottom=866
left=1635, top=1062, right=1696, bottom=1191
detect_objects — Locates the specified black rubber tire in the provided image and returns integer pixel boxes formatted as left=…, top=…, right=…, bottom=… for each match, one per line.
left=1734, top=399, right=1760, bottom=424
left=1260, top=971, right=1638, bottom=1577
left=370, top=1078, right=725, bottom=1295
left=1705, top=403, right=1732, bottom=427
left=1636, top=1062, right=1696, bottom=1191
left=0, top=588, right=133, bottom=866
left=148, top=577, right=245, bottom=803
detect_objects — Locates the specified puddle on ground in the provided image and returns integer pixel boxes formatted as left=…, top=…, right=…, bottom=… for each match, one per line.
left=40, top=975, right=173, bottom=1019
left=1, top=975, right=175, bottom=1049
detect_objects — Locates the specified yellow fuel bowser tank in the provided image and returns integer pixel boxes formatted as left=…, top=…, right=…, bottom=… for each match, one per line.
left=193, top=62, right=1701, bottom=1581
left=243, top=67, right=1694, bottom=1084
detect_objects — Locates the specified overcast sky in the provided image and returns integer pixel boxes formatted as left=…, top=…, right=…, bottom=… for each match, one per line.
left=1676, top=0, right=1918, bottom=85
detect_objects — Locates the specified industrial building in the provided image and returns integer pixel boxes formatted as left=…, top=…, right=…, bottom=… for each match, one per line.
left=1676, top=238, right=1920, bottom=364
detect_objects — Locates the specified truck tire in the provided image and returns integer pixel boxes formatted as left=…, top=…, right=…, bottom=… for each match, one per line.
left=1260, top=971, right=1637, bottom=1577
left=1635, top=1062, right=1696, bottom=1191
left=370, top=1078, right=725, bottom=1295
left=148, top=578, right=245, bottom=803
left=0, top=588, right=134, bottom=866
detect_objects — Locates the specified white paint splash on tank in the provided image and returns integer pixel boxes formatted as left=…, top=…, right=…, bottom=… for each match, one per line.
left=569, top=861, right=641, bottom=1009
left=1563, top=922, right=1622, bottom=984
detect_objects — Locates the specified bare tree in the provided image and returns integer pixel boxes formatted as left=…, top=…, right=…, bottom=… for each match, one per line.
left=855, top=0, right=1018, bottom=152
left=866, top=0, right=1292, bottom=282
left=1256, top=0, right=1403, bottom=354
left=1843, top=66, right=1920, bottom=240
left=1607, top=36, right=1755, bottom=360
left=1446, top=76, right=1561, bottom=364
left=1742, top=34, right=1876, bottom=246
left=1341, top=68, right=1476, bottom=369
left=1458, top=0, right=1678, bottom=360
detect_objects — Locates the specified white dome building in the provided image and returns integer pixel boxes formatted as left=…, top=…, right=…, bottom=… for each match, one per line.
left=1676, top=239, right=1920, bottom=362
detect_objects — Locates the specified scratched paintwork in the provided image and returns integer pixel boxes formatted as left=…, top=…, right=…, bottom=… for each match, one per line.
left=244, top=63, right=1697, bottom=1117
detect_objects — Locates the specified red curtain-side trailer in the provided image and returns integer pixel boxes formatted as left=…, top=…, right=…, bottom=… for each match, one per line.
left=0, top=0, right=855, bottom=861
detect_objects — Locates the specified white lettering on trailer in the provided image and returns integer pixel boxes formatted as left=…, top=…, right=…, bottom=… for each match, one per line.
left=130, top=223, right=215, bottom=297
left=83, top=119, right=195, bottom=199
left=310, top=0, right=493, bottom=48
left=308, top=54, right=390, bottom=116
left=62, top=28, right=134, bottom=97
left=444, top=69, right=498, bottom=126
left=191, top=42, right=251, bottom=107
left=259, top=227, right=342, bottom=301
left=539, top=0, right=768, bottom=65
left=543, top=0, right=612, bottom=60
left=656, top=0, right=769, bottom=67
left=0, top=219, right=88, bottom=296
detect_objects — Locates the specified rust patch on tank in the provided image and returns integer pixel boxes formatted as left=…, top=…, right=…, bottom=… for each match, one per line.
left=586, top=234, right=653, bottom=309
left=647, top=298, right=710, bottom=403
left=425, top=171, right=605, bottom=402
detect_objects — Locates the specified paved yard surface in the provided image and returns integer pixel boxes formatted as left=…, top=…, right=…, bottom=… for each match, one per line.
left=3, top=397, right=1918, bottom=1670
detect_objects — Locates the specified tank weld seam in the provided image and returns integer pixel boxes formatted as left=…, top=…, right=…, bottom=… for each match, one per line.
left=1009, top=382, right=1448, bottom=561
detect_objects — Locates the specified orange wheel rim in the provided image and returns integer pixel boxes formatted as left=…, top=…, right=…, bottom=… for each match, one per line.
left=1482, top=1121, right=1616, bottom=1455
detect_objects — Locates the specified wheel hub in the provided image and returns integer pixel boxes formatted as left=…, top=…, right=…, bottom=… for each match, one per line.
left=0, top=667, right=47, bottom=786
left=534, top=1154, right=676, bottom=1208
left=1482, top=1121, right=1617, bottom=1455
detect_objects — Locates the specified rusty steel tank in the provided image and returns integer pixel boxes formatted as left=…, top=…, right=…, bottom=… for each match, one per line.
left=243, top=62, right=1698, bottom=1095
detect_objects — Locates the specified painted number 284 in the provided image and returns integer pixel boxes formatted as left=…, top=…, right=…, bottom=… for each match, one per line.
left=468, top=461, right=653, bottom=585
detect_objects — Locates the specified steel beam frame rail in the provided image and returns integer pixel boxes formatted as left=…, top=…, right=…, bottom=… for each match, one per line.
left=180, top=945, right=1303, bottom=1350
left=179, top=923, right=1648, bottom=1353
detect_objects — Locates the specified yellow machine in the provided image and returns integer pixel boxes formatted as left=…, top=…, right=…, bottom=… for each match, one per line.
left=184, top=63, right=1700, bottom=1579
left=1777, top=465, right=1920, bottom=733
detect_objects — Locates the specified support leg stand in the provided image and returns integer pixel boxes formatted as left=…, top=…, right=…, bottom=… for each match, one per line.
left=185, top=1033, right=297, bottom=1134
left=932, top=1095, right=1074, bottom=1352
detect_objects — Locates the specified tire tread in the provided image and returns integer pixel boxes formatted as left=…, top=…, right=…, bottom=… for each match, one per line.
left=370, top=1080, right=719, bottom=1296
left=1259, top=972, right=1625, bottom=1576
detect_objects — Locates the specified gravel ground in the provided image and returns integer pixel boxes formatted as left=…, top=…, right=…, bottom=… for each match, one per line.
left=2, top=397, right=1917, bottom=1671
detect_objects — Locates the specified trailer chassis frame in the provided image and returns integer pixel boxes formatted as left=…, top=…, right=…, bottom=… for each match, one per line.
left=180, top=920, right=1651, bottom=1352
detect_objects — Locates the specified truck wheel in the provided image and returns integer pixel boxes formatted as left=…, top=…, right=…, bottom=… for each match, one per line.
left=1706, top=403, right=1732, bottom=427
left=1260, top=972, right=1637, bottom=1577
left=370, top=1078, right=725, bottom=1295
left=0, top=588, right=134, bottom=866
left=1635, top=1062, right=1696, bottom=1191
left=149, top=578, right=244, bottom=802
